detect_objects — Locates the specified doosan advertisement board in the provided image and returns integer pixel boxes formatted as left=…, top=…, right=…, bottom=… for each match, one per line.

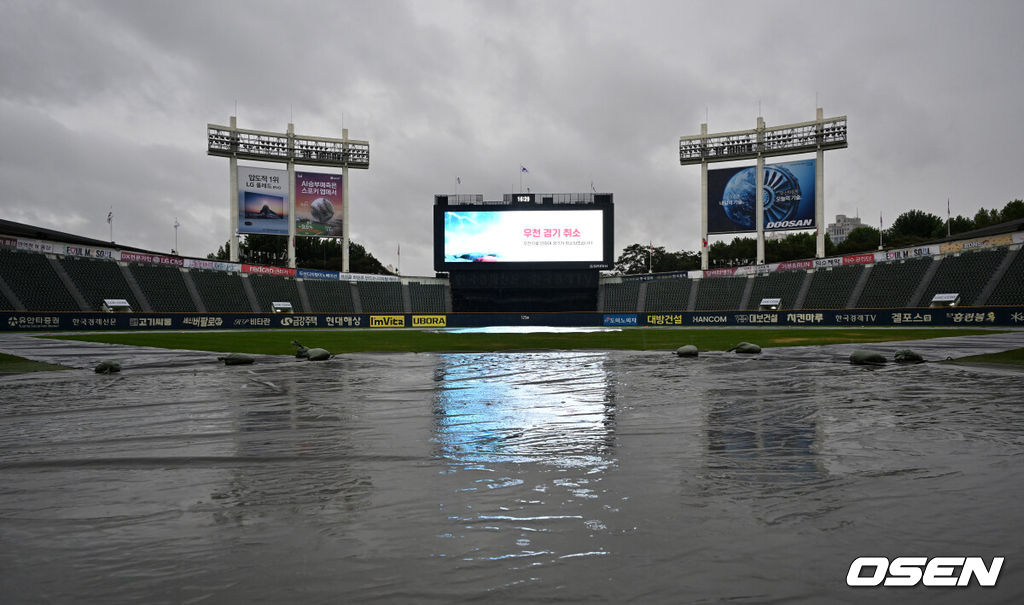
left=708, top=159, right=817, bottom=234
left=238, top=166, right=288, bottom=235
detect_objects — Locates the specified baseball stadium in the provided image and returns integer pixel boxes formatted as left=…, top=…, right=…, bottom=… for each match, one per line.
left=2, top=112, right=1023, bottom=603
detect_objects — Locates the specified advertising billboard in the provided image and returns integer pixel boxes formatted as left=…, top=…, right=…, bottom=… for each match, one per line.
left=707, top=159, right=816, bottom=234
left=434, top=205, right=613, bottom=270
left=295, top=172, right=343, bottom=237
left=238, top=166, right=288, bottom=235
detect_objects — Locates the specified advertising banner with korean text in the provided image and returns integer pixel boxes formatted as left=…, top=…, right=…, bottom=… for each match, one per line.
left=238, top=166, right=288, bottom=235
left=443, top=209, right=604, bottom=264
left=707, top=159, right=817, bottom=234
left=295, top=172, right=343, bottom=237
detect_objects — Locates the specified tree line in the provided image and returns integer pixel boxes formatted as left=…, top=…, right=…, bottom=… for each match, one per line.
left=615, top=199, right=1024, bottom=274
left=208, top=234, right=394, bottom=274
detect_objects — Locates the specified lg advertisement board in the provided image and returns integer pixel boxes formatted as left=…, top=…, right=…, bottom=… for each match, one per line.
left=434, top=204, right=614, bottom=271
left=707, top=159, right=816, bottom=234
left=238, top=166, right=288, bottom=235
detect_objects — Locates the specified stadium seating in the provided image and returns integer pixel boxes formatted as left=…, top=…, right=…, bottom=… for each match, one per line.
left=693, top=276, right=746, bottom=311
left=190, top=269, right=252, bottom=312
left=0, top=280, right=14, bottom=310
left=643, top=278, right=692, bottom=312
left=854, top=257, right=933, bottom=309
left=919, top=248, right=1008, bottom=307
left=303, top=279, right=356, bottom=313
left=746, top=270, right=806, bottom=310
left=355, top=281, right=404, bottom=313
left=128, top=263, right=197, bottom=312
left=0, top=250, right=79, bottom=311
left=801, top=265, right=864, bottom=309
left=58, top=255, right=141, bottom=311
left=987, top=249, right=1024, bottom=306
left=248, top=274, right=303, bottom=313
left=408, top=281, right=447, bottom=313
left=601, top=280, right=641, bottom=312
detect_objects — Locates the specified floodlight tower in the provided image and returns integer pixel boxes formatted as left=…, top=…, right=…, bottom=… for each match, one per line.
left=207, top=117, right=370, bottom=271
left=680, top=108, right=847, bottom=269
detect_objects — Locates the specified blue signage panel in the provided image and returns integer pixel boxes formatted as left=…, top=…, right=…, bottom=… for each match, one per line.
left=707, top=159, right=817, bottom=234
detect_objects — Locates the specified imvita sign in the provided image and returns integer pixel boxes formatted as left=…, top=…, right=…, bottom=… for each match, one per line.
left=847, top=557, right=1004, bottom=587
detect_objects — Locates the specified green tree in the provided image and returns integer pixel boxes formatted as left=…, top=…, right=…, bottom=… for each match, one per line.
left=889, top=209, right=944, bottom=244
left=836, top=226, right=881, bottom=254
left=207, top=236, right=394, bottom=275
left=614, top=244, right=702, bottom=274
left=1000, top=199, right=1024, bottom=222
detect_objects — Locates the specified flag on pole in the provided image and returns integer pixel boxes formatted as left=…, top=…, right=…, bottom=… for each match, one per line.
left=174, top=218, right=180, bottom=229
left=456, top=176, right=461, bottom=185
left=702, top=237, right=708, bottom=248
left=107, top=211, right=113, bottom=224
left=520, top=165, right=529, bottom=174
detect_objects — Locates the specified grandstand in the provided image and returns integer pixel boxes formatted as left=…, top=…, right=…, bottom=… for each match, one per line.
left=2, top=217, right=1023, bottom=326
left=801, top=265, right=864, bottom=309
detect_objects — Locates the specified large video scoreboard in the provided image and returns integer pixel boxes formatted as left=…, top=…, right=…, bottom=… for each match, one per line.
left=433, top=193, right=614, bottom=271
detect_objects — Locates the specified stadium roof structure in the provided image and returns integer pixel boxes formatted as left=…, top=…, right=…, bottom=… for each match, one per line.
left=0, top=219, right=156, bottom=254
left=941, top=216, right=1024, bottom=242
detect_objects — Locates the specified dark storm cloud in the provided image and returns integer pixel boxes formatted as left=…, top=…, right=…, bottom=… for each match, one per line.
left=1, top=0, right=1022, bottom=275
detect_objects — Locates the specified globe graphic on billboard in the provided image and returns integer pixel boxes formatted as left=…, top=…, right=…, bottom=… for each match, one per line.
left=721, top=165, right=802, bottom=229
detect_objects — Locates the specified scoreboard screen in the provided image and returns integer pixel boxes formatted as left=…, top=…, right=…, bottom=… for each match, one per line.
left=434, top=203, right=613, bottom=271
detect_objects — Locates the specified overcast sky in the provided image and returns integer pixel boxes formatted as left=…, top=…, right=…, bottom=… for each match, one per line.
left=2, top=0, right=1022, bottom=276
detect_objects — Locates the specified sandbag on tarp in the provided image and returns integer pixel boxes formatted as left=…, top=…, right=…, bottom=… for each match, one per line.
left=218, top=353, right=255, bottom=366
left=94, top=360, right=121, bottom=374
left=850, top=350, right=887, bottom=365
left=675, top=345, right=699, bottom=358
left=894, top=349, right=925, bottom=364
left=728, top=342, right=761, bottom=354
left=292, top=340, right=331, bottom=361
left=305, top=348, right=331, bottom=361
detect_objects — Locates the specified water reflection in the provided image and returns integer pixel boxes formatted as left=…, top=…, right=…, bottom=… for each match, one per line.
left=432, top=351, right=616, bottom=468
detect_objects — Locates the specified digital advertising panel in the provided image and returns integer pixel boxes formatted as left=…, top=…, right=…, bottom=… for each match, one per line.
left=295, top=172, right=343, bottom=237
left=434, top=205, right=613, bottom=270
left=238, top=166, right=288, bottom=235
left=707, top=159, right=816, bottom=234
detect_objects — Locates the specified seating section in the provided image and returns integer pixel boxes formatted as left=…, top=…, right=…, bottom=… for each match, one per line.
left=987, top=249, right=1024, bottom=306
left=249, top=274, right=303, bottom=313
left=602, top=281, right=640, bottom=312
left=693, top=276, right=746, bottom=311
left=920, top=248, right=1008, bottom=307
left=0, top=249, right=81, bottom=311
left=303, top=279, right=355, bottom=313
left=746, top=270, right=806, bottom=310
left=0, top=278, right=14, bottom=310
left=355, top=281, right=404, bottom=313
left=4, top=245, right=1024, bottom=316
left=644, top=278, right=692, bottom=312
left=801, top=265, right=864, bottom=309
left=855, top=257, right=932, bottom=309
left=409, top=282, right=447, bottom=313
left=129, top=263, right=196, bottom=312
left=58, top=256, right=141, bottom=311
left=191, top=270, right=252, bottom=312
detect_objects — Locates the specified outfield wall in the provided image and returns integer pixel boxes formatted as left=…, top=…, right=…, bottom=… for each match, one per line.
left=4, top=307, right=1024, bottom=332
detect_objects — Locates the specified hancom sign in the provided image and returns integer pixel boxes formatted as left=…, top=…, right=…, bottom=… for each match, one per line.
left=708, top=159, right=816, bottom=234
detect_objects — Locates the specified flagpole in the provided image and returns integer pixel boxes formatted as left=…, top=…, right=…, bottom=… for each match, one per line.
left=947, top=197, right=951, bottom=238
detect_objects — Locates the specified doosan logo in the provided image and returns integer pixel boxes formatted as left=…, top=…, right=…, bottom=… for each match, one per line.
left=847, top=557, right=1004, bottom=587
left=766, top=219, right=813, bottom=229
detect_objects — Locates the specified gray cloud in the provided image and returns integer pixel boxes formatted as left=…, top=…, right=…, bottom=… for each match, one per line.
left=1, top=0, right=1022, bottom=276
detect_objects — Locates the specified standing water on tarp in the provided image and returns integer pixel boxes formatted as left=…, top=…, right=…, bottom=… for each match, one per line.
left=1, top=333, right=1023, bottom=603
